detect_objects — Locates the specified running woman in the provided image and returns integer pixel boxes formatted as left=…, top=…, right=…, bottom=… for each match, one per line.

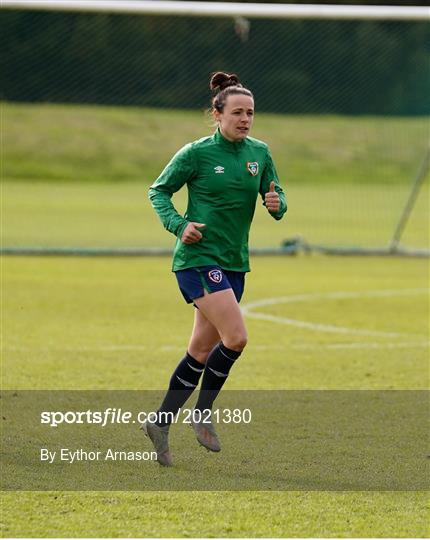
left=143, top=72, right=287, bottom=466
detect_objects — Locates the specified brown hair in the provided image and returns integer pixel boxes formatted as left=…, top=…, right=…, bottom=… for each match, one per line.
left=210, top=71, right=253, bottom=113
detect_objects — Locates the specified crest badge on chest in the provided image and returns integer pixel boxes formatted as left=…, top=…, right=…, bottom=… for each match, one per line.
left=247, top=162, right=259, bottom=176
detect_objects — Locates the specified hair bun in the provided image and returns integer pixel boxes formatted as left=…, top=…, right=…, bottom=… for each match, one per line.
left=210, top=71, right=241, bottom=94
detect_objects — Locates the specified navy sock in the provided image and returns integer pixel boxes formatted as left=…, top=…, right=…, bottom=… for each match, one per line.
left=195, top=342, right=241, bottom=413
left=156, top=352, right=204, bottom=427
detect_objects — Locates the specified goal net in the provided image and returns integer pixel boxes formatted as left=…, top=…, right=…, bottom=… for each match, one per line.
left=2, top=1, right=429, bottom=255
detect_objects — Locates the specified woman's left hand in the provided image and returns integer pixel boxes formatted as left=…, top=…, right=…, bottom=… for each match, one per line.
left=265, top=181, right=280, bottom=213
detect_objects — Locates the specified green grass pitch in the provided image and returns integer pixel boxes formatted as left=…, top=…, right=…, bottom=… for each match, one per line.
left=2, top=256, right=429, bottom=537
left=2, top=102, right=429, bottom=537
left=3, top=102, right=429, bottom=250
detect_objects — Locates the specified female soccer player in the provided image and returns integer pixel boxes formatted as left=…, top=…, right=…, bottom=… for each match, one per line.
left=143, top=72, right=287, bottom=466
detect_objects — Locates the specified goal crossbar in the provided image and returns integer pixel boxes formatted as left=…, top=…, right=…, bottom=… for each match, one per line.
left=1, top=0, right=429, bottom=21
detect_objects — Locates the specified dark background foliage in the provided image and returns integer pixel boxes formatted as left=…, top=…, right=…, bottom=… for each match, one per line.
left=1, top=2, right=429, bottom=114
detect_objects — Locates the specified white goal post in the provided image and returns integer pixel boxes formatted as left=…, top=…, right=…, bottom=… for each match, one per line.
left=1, top=0, right=429, bottom=21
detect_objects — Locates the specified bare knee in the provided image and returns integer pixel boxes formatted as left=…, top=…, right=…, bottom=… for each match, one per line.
left=222, top=331, right=248, bottom=352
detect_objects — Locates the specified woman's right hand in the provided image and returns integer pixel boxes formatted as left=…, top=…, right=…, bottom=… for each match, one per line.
left=181, top=222, right=206, bottom=244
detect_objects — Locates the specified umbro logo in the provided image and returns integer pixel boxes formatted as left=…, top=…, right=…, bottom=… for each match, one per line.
left=214, top=165, right=225, bottom=174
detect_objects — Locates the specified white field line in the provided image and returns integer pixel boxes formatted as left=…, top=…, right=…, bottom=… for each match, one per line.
left=242, top=288, right=429, bottom=309
left=293, top=341, right=430, bottom=350
left=4, top=288, right=428, bottom=353
left=161, top=342, right=429, bottom=351
left=4, top=342, right=429, bottom=352
left=241, top=288, right=429, bottom=338
left=3, top=344, right=149, bottom=352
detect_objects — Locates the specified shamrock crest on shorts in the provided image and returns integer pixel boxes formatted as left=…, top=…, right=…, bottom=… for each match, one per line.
left=208, top=269, right=223, bottom=283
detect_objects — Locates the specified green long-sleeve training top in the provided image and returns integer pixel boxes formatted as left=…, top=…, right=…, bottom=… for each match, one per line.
left=148, top=128, right=287, bottom=272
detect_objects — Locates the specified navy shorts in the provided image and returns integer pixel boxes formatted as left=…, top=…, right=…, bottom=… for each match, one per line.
left=175, top=266, right=246, bottom=305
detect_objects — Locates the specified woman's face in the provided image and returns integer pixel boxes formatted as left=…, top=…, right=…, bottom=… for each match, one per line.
left=215, top=94, right=254, bottom=142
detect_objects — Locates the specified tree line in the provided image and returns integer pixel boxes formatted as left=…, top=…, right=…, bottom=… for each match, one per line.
left=1, top=10, right=428, bottom=114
